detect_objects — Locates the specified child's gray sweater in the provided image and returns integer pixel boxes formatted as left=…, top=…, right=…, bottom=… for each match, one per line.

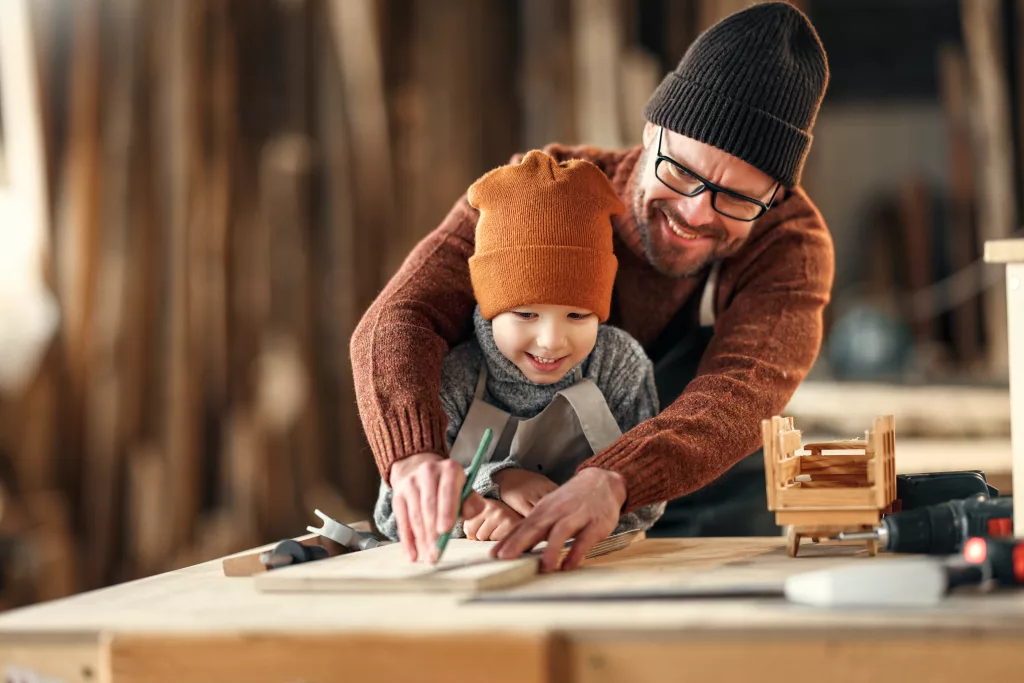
left=373, top=308, right=665, bottom=540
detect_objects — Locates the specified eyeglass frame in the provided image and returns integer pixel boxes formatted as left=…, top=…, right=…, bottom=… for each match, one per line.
left=654, top=127, right=780, bottom=222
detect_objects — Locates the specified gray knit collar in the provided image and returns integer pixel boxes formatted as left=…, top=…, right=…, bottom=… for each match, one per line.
left=472, top=307, right=586, bottom=417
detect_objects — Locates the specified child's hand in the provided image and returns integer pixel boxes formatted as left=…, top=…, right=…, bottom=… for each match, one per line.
left=463, top=498, right=523, bottom=541
left=494, top=469, right=559, bottom=517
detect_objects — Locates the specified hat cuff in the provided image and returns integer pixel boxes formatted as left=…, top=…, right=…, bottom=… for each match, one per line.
left=469, top=246, right=618, bottom=322
left=643, top=73, right=812, bottom=187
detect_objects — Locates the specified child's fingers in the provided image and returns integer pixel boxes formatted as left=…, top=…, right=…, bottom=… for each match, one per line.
left=463, top=508, right=484, bottom=540
left=476, top=513, right=499, bottom=541
left=461, top=491, right=486, bottom=519
left=491, top=517, right=517, bottom=542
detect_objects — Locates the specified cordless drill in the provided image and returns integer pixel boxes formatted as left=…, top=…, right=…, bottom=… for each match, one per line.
left=837, top=493, right=1014, bottom=555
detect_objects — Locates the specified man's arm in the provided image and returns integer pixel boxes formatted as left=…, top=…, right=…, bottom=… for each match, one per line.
left=350, top=196, right=479, bottom=485
left=579, top=198, right=835, bottom=512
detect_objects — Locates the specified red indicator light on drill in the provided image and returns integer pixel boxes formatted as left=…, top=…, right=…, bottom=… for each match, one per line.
left=963, top=537, right=988, bottom=565
left=1013, top=544, right=1024, bottom=583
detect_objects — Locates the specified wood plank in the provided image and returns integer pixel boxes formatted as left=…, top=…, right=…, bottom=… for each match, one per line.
left=163, top=0, right=200, bottom=556
left=939, top=45, right=981, bottom=366
left=760, top=418, right=778, bottom=509
left=799, top=455, right=869, bottom=475
left=571, top=0, right=623, bottom=148
left=252, top=531, right=644, bottom=593
left=775, top=510, right=881, bottom=527
left=779, top=430, right=802, bottom=455
left=785, top=381, right=1009, bottom=438
left=567, top=636, right=1024, bottom=683
left=796, top=476, right=868, bottom=488
left=802, top=440, right=867, bottom=451
left=0, top=637, right=99, bottom=683
left=254, top=539, right=540, bottom=594
left=961, top=0, right=1013, bottom=374
left=985, top=238, right=1024, bottom=263
left=521, top=0, right=576, bottom=148
left=1007, top=262, right=1024, bottom=536
left=776, top=487, right=878, bottom=509
left=107, top=633, right=561, bottom=683
left=779, top=457, right=799, bottom=484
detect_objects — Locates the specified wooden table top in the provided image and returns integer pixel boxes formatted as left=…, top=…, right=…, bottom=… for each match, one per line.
left=4, top=536, right=1024, bottom=682
left=2, top=536, right=1023, bottom=637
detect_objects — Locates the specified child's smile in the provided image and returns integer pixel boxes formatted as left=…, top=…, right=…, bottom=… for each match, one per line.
left=525, top=352, right=568, bottom=374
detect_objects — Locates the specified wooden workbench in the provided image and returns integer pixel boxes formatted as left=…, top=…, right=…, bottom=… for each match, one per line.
left=2, top=537, right=1024, bottom=682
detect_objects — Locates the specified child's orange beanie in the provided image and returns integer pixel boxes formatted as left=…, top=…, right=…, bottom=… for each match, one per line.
left=467, top=151, right=624, bottom=321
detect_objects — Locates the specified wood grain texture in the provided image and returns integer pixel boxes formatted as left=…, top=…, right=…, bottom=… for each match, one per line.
left=567, top=635, right=1024, bottom=683
left=0, top=637, right=99, bottom=683
left=254, top=538, right=540, bottom=594
left=107, top=633, right=562, bottom=683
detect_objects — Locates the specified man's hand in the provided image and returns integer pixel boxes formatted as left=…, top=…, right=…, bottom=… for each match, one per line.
left=492, top=468, right=627, bottom=572
left=493, top=469, right=558, bottom=517
left=463, top=498, right=523, bottom=541
left=390, top=452, right=486, bottom=563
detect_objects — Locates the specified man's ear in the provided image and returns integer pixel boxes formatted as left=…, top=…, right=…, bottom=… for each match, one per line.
left=642, top=122, right=658, bottom=148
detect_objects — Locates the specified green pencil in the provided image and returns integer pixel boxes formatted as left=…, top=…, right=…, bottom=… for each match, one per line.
left=435, top=428, right=492, bottom=563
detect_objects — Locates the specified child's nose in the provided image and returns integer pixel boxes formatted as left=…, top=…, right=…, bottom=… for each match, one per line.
left=536, top=322, right=566, bottom=351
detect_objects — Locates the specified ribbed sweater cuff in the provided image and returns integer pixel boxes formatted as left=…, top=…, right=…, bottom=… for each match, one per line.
left=369, top=406, right=449, bottom=485
left=580, top=437, right=671, bottom=513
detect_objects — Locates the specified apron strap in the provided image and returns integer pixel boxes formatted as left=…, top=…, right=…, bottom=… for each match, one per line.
left=557, top=380, right=622, bottom=454
left=698, top=260, right=721, bottom=328
left=474, top=364, right=489, bottom=400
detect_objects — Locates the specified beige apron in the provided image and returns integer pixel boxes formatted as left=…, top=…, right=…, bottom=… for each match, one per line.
left=449, top=364, right=622, bottom=485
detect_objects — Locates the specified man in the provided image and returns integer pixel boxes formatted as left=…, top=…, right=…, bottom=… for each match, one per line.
left=350, top=2, right=833, bottom=572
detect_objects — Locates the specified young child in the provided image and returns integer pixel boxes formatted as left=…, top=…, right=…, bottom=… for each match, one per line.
left=373, top=150, right=665, bottom=541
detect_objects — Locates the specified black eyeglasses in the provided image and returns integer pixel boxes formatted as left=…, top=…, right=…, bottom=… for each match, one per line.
left=654, top=127, right=779, bottom=222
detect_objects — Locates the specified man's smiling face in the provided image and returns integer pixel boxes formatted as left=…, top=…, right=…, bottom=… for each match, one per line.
left=633, top=123, right=779, bottom=278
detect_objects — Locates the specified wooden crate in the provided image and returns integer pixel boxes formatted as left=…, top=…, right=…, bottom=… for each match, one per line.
left=761, top=415, right=897, bottom=557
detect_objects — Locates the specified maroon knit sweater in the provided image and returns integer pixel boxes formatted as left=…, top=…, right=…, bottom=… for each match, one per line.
left=350, top=144, right=835, bottom=513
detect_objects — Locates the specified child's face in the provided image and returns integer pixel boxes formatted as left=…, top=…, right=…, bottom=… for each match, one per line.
left=491, top=304, right=599, bottom=384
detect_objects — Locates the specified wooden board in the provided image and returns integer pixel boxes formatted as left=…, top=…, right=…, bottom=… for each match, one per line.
left=252, top=530, right=643, bottom=594
left=254, top=539, right=539, bottom=594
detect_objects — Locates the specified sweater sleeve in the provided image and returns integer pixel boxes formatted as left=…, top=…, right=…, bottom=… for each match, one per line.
left=578, top=203, right=835, bottom=513
left=350, top=195, right=479, bottom=486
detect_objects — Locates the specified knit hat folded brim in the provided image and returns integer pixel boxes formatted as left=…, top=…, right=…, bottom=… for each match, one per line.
left=644, top=74, right=811, bottom=188
left=469, top=246, right=618, bottom=321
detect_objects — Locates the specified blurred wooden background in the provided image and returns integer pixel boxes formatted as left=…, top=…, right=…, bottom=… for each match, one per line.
left=0, top=0, right=1019, bottom=609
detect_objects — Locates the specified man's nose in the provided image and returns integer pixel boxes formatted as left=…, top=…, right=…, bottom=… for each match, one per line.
left=677, top=189, right=717, bottom=228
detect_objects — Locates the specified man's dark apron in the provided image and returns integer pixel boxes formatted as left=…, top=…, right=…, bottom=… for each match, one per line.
left=615, top=262, right=780, bottom=537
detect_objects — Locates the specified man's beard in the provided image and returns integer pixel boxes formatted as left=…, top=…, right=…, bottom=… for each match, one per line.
left=632, top=146, right=744, bottom=278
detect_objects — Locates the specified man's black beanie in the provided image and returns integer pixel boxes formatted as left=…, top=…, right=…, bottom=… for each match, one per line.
left=643, top=2, right=829, bottom=188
